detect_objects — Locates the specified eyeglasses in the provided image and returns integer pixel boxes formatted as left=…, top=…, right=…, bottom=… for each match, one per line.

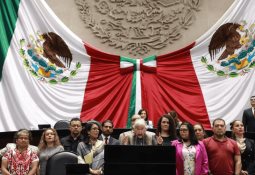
left=91, top=127, right=99, bottom=131
left=250, top=98, right=255, bottom=101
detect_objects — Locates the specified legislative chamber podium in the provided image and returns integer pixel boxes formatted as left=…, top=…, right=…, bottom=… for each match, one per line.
left=104, top=145, right=176, bottom=175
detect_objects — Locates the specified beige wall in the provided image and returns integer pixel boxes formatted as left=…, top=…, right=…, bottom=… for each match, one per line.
left=46, top=0, right=234, bottom=58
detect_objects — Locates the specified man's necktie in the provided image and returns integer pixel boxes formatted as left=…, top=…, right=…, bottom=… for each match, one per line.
left=105, top=137, right=108, bottom=144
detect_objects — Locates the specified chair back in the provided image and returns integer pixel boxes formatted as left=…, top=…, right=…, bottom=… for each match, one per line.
left=46, top=151, right=78, bottom=175
left=54, top=120, right=69, bottom=130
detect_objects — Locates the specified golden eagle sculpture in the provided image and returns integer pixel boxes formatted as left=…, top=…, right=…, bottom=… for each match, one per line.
left=209, top=23, right=242, bottom=61
left=42, top=32, right=72, bottom=68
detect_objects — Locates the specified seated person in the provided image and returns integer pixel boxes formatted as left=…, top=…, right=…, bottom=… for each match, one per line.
left=122, top=119, right=157, bottom=145
left=77, top=121, right=104, bottom=175
left=138, top=109, right=153, bottom=128
left=119, top=114, right=141, bottom=144
left=61, top=117, right=83, bottom=154
left=0, top=143, right=38, bottom=159
left=99, top=120, right=120, bottom=145
left=1, top=129, right=39, bottom=175
left=38, top=128, right=64, bottom=175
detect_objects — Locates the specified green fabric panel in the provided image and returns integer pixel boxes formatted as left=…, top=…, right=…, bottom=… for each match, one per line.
left=120, top=56, right=137, bottom=128
left=143, top=55, right=156, bottom=63
left=126, top=70, right=136, bottom=128
left=0, top=0, right=21, bottom=80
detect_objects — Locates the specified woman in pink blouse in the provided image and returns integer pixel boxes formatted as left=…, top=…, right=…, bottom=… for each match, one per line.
left=171, top=122, right=209, bottom=175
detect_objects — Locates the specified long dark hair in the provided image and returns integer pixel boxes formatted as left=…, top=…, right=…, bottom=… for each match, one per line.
left=179, top=122, right=198, bottom=145
left=138, top=109, right=148, bottom=121
left=156, top=114, right=177, bottom=140
left=83, top=121, right=102, bottom=144
left=168, top=111, right=179, bottom=128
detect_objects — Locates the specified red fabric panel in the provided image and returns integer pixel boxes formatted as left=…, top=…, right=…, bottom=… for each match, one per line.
left=80, top=44, right=132, bottom=128
left=141, top=43, right=211, bottom=129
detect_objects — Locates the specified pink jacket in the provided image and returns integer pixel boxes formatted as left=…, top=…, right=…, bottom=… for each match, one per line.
left=171, top=140, right=209, bottom=175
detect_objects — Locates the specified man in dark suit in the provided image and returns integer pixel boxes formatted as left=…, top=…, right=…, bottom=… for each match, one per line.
left=99, top=120, right=120, bottom=145
left=242, top=96, right=255, bottom=133
left=61, top=118, right=84, bottom=153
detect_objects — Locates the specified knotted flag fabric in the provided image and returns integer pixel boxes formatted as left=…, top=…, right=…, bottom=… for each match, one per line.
left=1, top=0, right=255, bottom=131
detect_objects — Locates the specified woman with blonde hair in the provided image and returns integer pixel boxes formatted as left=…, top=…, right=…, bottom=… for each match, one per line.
left=38, top=128, right=64, bottom=175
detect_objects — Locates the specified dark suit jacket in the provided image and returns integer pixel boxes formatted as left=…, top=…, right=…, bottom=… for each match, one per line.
left=242, top=108, right=255, bottom=133
left=99, top=135, right=120, bottom=145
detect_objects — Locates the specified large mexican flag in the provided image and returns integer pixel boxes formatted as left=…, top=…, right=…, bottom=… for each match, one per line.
left=1, top=0, right=255, bottom=131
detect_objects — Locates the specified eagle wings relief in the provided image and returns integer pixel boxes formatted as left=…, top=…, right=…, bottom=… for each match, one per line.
left=209, top=23, right=242, bottom=61
left=19, top=32, right=81, bottom=84
left=201, top=21, right=255, bottom=77
left=42, top=32, right=72, bottom=68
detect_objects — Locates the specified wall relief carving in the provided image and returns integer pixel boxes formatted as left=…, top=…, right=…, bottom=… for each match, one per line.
left=75, top=0, right=201, bottom=56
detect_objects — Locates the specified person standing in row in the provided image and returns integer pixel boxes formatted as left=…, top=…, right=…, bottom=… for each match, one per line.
left=172, top=122, right=208, bottom=175
left=242, top=96, right=255, bottom=133
left=231, top=120, right=255, bottom=175
left=193, top=123, right=207, bottom=141
left=203, top=118, right=241, bottom=175
left=156, top=114, right=177, bottom=146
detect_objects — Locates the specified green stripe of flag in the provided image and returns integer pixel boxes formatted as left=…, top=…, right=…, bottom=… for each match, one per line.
left=0, top=0, right=21, bottom=80
left=143, top=55, right=156, bottom=63
left=126, top=68, right=136, bottom=128
left=120, top=56, right=137, bottom=128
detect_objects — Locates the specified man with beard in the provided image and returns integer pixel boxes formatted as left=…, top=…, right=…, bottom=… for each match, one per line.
left=61, top=118, right=84, bottom=153
left=99, top=120, right=119, bottom=145
left=203, top=118, right=241, bottom=175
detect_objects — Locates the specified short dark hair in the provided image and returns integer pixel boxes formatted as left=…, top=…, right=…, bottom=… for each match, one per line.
left=102, top=120, right=114, bottom=127
left=212, top=118, right=225, bottom=126
left=69, top=118, right=82, bottom=125
left=250, top=96, right=255, bottom=100
left=14, top=129, right=32, bottom=142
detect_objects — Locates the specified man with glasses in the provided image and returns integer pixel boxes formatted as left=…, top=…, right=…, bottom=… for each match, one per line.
left=203, top=118, right=241, bottom=175
left=61, top=117, right=84, bottom=154
left=1, top=129, right=39, bottom=175
left=242, top=96, right=255, bottom=132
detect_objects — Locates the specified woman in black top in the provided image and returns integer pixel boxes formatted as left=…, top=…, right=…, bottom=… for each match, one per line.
left=230, top=120, right=255, bottom=175
left=156, top=114, right=177, bottom=145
